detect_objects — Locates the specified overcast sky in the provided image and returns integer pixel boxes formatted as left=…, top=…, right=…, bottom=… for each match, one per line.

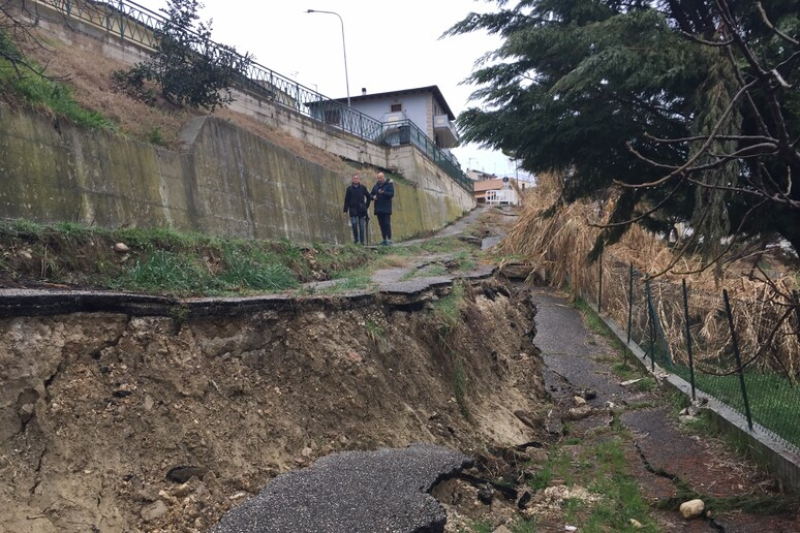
left=129, top=0, right=519, bottom=176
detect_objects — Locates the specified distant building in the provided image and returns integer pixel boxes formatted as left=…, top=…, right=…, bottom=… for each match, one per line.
left=473, top=177, right=526, bottom=205
left=466, top=169, right=496, bottom=181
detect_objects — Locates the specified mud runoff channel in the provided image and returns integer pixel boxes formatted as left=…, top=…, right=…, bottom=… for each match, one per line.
left=0, top=278, right=554, bottom=532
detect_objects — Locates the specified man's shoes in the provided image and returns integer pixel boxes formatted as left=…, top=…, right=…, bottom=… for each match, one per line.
left=387, top=240, right=392, bottom=245
left=380, top=240, right=388, bottom=246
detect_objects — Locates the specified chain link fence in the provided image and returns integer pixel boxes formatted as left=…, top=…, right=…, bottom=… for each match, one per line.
left=589, top=254, right=800, bottom=453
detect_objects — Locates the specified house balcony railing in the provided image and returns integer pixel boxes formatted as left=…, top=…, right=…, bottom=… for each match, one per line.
left=28, top=0, right=473, bottom=194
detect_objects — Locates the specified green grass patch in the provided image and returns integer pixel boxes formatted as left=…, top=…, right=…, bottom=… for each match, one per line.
left=114, top=226, right=205, bottom=250
left=364, top=319, right=384, bottom=339
left=420, top=236, right=463, bottom=253
left=563, top=438, right=659, bottom=532
left=432, top=283, right=465, bottom=328
left=216, top=247, right=298, bottom=292
left=673, top=366, right=800, bottom=449
left=0, top=220, right=376, bottom=296
left=573, top=297, right=613, bottom=338
left=321, top=267, right=373, bottom=293
left=612, top=361, right=636, bottom=379
left=450, top=250, right=476, bottom=272
left=0, top=38, right=114, bottom=130
left=114, top=250, right=208, bottom=295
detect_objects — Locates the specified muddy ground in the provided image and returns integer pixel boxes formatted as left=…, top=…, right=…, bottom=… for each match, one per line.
left=0, top=280, right=549, bottom=532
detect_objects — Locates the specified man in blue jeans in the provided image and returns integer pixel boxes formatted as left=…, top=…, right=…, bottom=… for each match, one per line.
left=371, top=172, right=395, bottom=245
left=343, top=173, right=371, bottom=244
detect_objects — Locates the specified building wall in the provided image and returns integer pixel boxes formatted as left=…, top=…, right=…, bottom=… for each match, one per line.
left=349, top=93, right=431, bottom=134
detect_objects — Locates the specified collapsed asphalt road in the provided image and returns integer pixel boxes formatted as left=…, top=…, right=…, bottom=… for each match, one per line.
left=210, top=444, right=471, bottom=533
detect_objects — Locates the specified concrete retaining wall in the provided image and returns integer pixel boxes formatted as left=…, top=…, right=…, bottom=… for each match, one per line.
left=3, top=1, right=475, bottom=241
left=0, top=107, right=471, bottom=242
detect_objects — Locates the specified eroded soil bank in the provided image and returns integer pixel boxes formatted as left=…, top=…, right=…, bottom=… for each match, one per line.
left=0, top=279, right=544, bottom=532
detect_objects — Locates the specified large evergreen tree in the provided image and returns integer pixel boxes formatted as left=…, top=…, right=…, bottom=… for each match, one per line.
left=448, top=0, right=800, bottom=260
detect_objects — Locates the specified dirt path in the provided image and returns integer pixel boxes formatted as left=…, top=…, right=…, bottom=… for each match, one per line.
left=532, top=288, right=799, bottom=532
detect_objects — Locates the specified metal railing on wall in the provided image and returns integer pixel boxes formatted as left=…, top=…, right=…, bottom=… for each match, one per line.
left=31, top=0, right=473, bottom=193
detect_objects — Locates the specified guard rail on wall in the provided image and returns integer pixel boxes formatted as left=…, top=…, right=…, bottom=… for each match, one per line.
left=29, top=0, right=473, bottom=193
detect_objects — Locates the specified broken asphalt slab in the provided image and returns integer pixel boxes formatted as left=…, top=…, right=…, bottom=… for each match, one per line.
left=210, top=444, right=471, bottom=533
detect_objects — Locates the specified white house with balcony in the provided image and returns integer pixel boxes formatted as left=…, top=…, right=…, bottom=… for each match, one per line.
left=333, top=85, right=460, bottom=150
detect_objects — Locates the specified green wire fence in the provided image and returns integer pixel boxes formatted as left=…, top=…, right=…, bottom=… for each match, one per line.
left=592, top=254, right=800, bottom=455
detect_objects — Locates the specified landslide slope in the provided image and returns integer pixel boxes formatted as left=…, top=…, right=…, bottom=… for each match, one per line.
left=0, top=280, right=544, bottom=532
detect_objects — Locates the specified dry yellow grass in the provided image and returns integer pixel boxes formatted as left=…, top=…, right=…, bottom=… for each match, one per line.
left=502, top=172, right=800, bottom=375
left=14, top=23, right=352, bottom=176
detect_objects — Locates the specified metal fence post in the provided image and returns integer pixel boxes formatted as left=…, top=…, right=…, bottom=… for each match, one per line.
left=645, top=276, right=655, bottom=371
left=682, top=279, right=696, bottom=401
left=723, top=289, right=753, bottom=430
left=597, top=254, right=603, bottom=314
left=118, top=0, right=125, bottom=40
left=627, top=263, right=634, bottom=345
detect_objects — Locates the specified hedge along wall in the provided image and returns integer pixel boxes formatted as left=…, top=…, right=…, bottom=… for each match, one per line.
left=0, top=107, right=473, bottom=243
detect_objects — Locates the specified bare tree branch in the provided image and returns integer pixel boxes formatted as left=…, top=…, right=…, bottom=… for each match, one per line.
left=756, top=2, right=799, bottom=46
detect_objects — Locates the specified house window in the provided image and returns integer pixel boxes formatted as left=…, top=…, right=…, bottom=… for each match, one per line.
left=390, top=103, right=402, bottom=112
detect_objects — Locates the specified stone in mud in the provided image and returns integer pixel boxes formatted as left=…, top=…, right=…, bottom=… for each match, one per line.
left=679, top=499, right=705, bottom=519
left=166, top=465, right=207, bottom=484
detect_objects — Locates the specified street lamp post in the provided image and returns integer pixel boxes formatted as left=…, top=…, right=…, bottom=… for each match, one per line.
left=306, top=9, right=350, bottom=107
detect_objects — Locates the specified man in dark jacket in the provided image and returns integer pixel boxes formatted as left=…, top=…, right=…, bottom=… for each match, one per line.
left=371, top=172, right=395, bottom=245
left=343, top=173, right=371, bottom=245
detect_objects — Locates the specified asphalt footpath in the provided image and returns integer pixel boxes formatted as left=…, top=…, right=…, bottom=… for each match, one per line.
left=531, top=288, right=800, bottom=532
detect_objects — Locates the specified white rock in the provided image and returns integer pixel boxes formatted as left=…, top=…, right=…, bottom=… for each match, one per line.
left=630, top=518, right=644, bottom=528
left=679, top=499, right=705, bottom=519
left=114, top=242, right=129, bottom=253
left=573, top=396, right=587, bottom=406
left=141, top=500, right=168, bottom=522
left=492, top=526, right=513, bottom=533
